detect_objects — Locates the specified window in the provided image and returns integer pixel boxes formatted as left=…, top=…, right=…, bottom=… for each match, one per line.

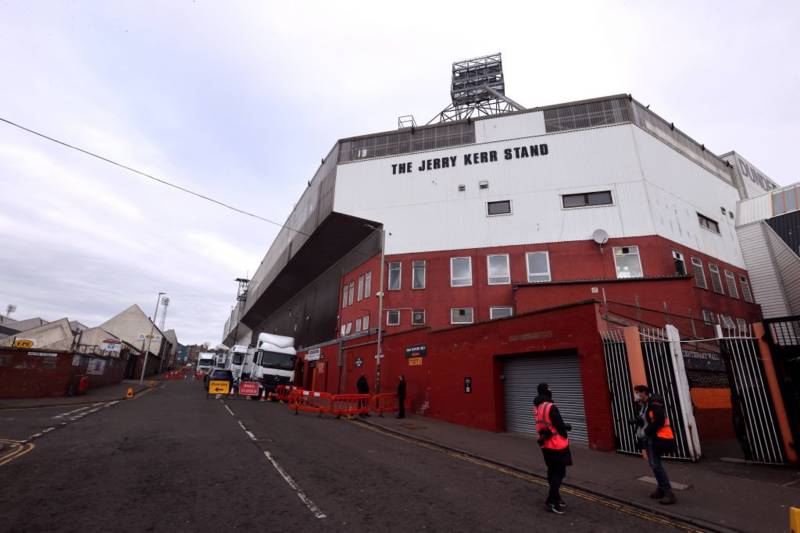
left=698, top=213, right=720, bottom=234
left=708, top=264, right=724, bottom=294
left=724, top=270, right=739, bottom=299
left=388, top=262, right=401, bottom=290
left=354, top=318, right=362, bottom=332
left=490, top=306, right=513, bottom=320
left=450, top=307, right=474, bottom=324
left=364, top=272, right=372, bottom=298
left=702, top=309, right=715, bottom=325
left=357, top=275, right=364, bottom=301
left=458, top=184, right=466, bottom=192
left=487, top=254, right=510, bottom=285
left=450, top=257, right=473, bottom=287
left=740, top=275, right=754, bottom=303
left=612, top=246, right=643, bottom=279
left=342, top=285, right=349, bottom=308
left=386, top=310, right=400, bottom=326
left=412, top=260, right=426, bottom=289
left=412, top=309, right=426, bottom=326
left=340, top=325, right=347, bottom=336
left=479, top=180, right=489, bottom=190
left=345, top=322, right=352, bottom=335
left=720, top=314, right=736, bottom=329
left=526, top=251, right=551, bottom=283
left=362, top=315, right=370, bottom=332
left=487, top=200, right=511, bottom=216
left=691, top=257, right=707, bottom=289
left=348, top=281, right=355, bottom=305
left=736, top=318, right=748, bottom=335
left=562, top=190, right=613, bottom=209
left=672, top=250, right=686, bottom=276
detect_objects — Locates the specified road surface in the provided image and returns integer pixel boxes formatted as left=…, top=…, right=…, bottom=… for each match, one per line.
left=0, top=380, right=688, bottom=532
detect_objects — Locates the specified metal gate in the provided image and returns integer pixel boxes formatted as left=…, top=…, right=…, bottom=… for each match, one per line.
left=716, top=325, right=786, bottom=464
left=602, top=326, right=701, bottom=460
left=764, top=318, right=800, bottom=456
left=503, top=352, right=588, bottom=443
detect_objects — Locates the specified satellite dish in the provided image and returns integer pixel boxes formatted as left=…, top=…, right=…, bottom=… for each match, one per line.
left=592, top=229, right=609, bottom=245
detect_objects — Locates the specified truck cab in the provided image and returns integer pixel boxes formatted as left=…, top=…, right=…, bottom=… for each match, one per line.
left=252, top=333, right=296, bottom=397
left=196, top=352, right=215, bottom=375
left=230, top=344, right=255, bottom=384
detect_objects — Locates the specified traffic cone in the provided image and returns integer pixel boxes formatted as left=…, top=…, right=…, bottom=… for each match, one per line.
left=126, top=387, right=134, bottom=399
left=790, top=507, right=799, bottom=533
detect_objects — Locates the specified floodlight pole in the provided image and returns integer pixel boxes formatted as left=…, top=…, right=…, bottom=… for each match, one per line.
left=139, top=292, right=165, bottom=384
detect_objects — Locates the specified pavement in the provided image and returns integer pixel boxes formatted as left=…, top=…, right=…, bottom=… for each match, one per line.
left=361, top=413, right=800, bottom=533
left=0, top=379, right=709, bottom=533
left=0, top=379, right=153, bottom=410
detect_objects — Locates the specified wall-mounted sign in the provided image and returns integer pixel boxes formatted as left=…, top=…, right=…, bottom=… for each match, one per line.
left=13, top=339, right=34, bottom=349
left=404, top=344, right=427, bottom=358
left=354, top=357, right=364, bottom=368
left=101, top=339, right=122, bottom=354
left=306, top=348, right=321, bottom=362
left=464, top=377, right=473, bottom=394
left=391, top=143, right=550, bottom=175
left=408, top=357, right=423, bottom=367
left=682, top=350, right=726, bottom=372
left=28, top=351, right=57, bottom=357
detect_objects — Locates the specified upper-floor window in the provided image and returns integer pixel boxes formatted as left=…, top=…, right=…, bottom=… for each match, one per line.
left=386, top=309, right=400, bottom=326
left=364, top=272, right=372, bottom=298
left=739, top=275, right=754, bottom=303
left=487, top=254, right=511, bottom=285
left=412, top=309, right=426, bottom=326
left=490, top=306, right=513, bottom=320
left=354, top=318, right=362, bottom=332
left=487, top=200, right=512, bottom=216
left=719, top=314, right=736, bottom=329
left=357, top=275, right=364, bottom=301
left=562, top=190, right=613, bottom=209
left=342, top=285, right=349, bottom=309
left=348, top=281, right=355, bottom=306
left=698, top=213, right=720, bottom=234
left=526, top=251, right=551, bottom=283
left=613, top=246, right=643, bottom=279
left=672, top=250, right=687, bottom=276
left=708, top=264, right=724, bottom=294
left=691, top=257, right=707, bottom=289
left=451, top=257, right=473, bottom=287
left=702, top=309, right=715, bottom=325
left=736, top=318, right=748, bottom=335
left=724, top=270, right=739, bottom=299
left=412, top=260, right=426, bottom=289
left=388, top=262, right=401, bottom=291
left=450, top=307, right=474, bottom=325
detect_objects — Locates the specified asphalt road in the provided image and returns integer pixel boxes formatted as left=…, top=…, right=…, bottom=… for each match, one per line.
left=0, top=380, right=684, bottom=532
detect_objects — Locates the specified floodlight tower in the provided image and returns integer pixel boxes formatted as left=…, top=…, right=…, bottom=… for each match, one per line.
left=428, top=53, right=526, bottom=124
left=158, top=297, right=170, bottom=330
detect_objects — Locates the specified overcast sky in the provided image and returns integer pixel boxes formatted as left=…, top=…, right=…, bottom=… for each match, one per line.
left=1, top=1, right=798, bottom=344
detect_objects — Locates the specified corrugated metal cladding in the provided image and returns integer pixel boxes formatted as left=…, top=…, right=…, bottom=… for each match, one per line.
left=737, top=223, right=791, bottom=318
left=503, top=352, right=588, bottom=444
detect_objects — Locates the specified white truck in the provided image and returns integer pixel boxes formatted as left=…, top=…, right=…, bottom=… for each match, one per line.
left=196, top=352, right=215, bottom=374
left=251, top=333, right=297, bottom=398
left=230, top=344, right=256, bottom=383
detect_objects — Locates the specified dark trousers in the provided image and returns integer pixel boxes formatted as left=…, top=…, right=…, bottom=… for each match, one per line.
left=398, top=396, right=405, bottom=418
left=546, top=462, right=566, bottom=504
left=646, top=439, right=672, bottom=490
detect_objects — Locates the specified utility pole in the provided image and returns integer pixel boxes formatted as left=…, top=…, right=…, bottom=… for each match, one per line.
left=139, top=292, right=165, bottom=384
left=374, top=227, right=386, bottom=394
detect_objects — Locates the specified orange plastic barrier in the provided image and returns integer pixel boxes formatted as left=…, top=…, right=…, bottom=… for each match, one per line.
left=371, top=393, right=399, bottom=415
left=289, top=390, right=333, bottom=416
left=331, top=394, right=372, bottom=418
left=276, top=385, right=301, bottom=403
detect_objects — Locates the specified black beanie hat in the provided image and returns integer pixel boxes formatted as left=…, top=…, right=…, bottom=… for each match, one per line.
left=537, top=383, right=550, bottom=395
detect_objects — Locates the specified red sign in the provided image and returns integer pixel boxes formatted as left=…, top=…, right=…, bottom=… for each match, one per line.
left=238, top=381, right=260, bottom=396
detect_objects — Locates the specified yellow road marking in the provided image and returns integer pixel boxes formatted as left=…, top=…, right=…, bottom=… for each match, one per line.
left=0, top=441, right=35, bottom=466
left=352, top=420, right=703, bottom=532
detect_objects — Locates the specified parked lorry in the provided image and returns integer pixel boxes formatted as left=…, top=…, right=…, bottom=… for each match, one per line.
left=230, top=344, right=256, bottom=384
left=251, top=333, right=296, bottom=398
left=196, top=352, right=215, bottom=374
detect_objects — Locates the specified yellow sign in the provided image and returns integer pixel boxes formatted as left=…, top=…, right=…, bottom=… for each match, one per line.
left=408, top=357, right=423, bottom=366
left=208, top=380, right=230, bottom=394
left=13, top=339, right=34, bottom=349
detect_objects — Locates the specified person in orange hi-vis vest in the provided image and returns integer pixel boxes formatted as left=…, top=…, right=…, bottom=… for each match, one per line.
left=534, top=383, right=572, bottom=515
left=632, top=384, right=677, bottom=505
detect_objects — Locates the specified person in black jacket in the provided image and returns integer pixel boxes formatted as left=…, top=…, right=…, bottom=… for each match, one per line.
left=633, top=385, right=677, bottom=505
left=396, top=374, right=407, bottom=419
left=534, top=383, right=572, bottom=514
left=356, top=373, right=370, bottom=417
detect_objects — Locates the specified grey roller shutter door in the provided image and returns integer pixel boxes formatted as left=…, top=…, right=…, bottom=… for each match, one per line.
left=503, top=353, right=588, bottom=444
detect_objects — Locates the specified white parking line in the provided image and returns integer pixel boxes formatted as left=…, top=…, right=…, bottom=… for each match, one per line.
left=224, top=401, right=325, bottom=520
left=53, top=406, right=91, bottom=419
left=224, top=404, right=235, bottom=417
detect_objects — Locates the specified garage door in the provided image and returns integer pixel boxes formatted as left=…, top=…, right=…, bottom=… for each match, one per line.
left=503, top=352, right=588, bottom=444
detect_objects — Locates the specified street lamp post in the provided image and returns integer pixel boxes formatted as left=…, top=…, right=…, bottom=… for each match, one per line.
left=139, top=292, right=165, bottom=384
